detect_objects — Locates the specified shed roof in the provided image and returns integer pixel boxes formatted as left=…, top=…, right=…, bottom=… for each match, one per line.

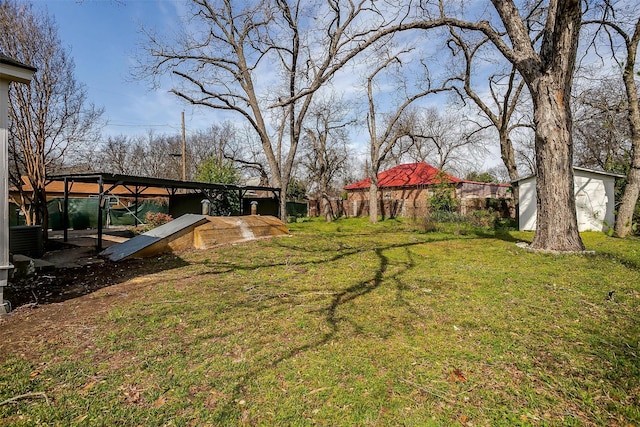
left=512, top=166, right=626, bottom=184
left=344, top=163, right=464, bottom=190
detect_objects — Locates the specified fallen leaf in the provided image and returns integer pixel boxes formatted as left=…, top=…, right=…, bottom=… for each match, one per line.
left=123, top=388, right=141, bottom=404
left=308, top=387, right=330, bottom=395
left=73, top=414, right=88, bottom=423
left=449, top=368, right=467, bottom=382
left=152, top=396, right=166, bottom=408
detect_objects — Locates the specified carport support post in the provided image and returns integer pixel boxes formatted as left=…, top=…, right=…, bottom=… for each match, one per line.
left=63, top=177, right=69, bottom=242
left=1, top=57, right=35, bottom=314
left=97, top=177, right=103, bottom=251
left=134, top=189, right=139, bottom=227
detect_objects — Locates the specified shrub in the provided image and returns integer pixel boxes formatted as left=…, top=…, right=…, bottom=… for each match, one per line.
left=468, top=209, right=496, bottom=227
left=145, top=212, right=173, bottom=228
left=414, top=213, right=439, bottom=233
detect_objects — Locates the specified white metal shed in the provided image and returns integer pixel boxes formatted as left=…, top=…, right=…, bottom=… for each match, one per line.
left=515, top=167, right=624, bottom=232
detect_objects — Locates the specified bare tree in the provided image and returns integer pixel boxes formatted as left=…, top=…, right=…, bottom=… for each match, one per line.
left=141, top=0, right=616, bottom=250
left=141, top=0, right=397, bottom=219
left=223, top=124, right=271, bottom=185
left=188, top=122, right=237, bottom=169
left=573, top=79, right=630, bottom=173
left=364, top=47, right=457, bottom=223
left=1, top=0, right=103, bottom=234
left=368, top=0, right=587, bottom=251
left=289, top=0, right=586, bottom=249
left=448, top=27, right=532, bottom=195
left=95, top=135, right=132, bottom=175
left=300, top=95, right=353, bottom=222
left=582, top=4, right=640, bottom=237
left=407, top=107, right=489, bottom=174
left=93, top=132, right=181, bottom=179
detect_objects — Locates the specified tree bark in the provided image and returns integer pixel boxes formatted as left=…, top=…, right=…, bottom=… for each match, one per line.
left=369, top=178, right=379, bottom=224
left=616, top=167, right=640, bottom=236
left=500, top=135, right=519, bottom=200
left=493, top=0, right=585, bottom=251
left=278, top=192, right=287, bottom=222
left=529, top=75, right=584, bottom=251
left=322, top=193, right=333, bottom=223
left=613, top=18, right=640, bottom=237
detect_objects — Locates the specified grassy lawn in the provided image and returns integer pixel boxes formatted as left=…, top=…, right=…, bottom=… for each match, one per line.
left=1, top=218, right=639, bottom=426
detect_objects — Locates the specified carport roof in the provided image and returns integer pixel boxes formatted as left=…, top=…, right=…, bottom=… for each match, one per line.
left=46, top=172, right=279, bottom=196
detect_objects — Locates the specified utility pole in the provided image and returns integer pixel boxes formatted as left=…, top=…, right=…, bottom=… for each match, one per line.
left=181, top=111, right=186, bottom=181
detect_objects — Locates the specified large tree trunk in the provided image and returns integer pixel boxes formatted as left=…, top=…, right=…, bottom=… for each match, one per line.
left=319, top=163, right=333, bottom=223
left=275, top=170, right=289, bottom=222
left=529, top=76, right=584, bottom=251
left=492, top=0, right=585, bottom=251
left=613, top=24, right=640, bottom=237
left=369, top=179, right=379, bottom=224
left=500, top=134, right=519, bottom=200
left=616, top=166, right=640, bottom=236
left=322, top=193, right=333, bottom=223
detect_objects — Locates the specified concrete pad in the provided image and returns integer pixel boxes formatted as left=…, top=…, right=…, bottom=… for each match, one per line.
left=11, top=254, right=56, bottom=278
left=40, top=246, right=97, bottom=269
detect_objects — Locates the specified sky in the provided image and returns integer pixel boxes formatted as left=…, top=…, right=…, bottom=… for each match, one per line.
left=33, top=0, right=223, bottom=139
left=28, top=0, right=505, bottom=175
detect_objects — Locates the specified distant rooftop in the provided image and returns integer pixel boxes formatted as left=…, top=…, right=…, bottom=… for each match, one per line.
left=344, top=163, right=464, bottom=190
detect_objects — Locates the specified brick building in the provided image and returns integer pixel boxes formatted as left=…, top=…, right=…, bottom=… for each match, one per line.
left=343, top=163, right=513, bottom=219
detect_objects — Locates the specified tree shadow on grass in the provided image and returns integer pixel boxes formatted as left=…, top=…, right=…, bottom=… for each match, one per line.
left=475, top=228, right=524, bottom=243
left=593, top=245, right=640, bottom=272
left=205, top=238, right=426, bottom=423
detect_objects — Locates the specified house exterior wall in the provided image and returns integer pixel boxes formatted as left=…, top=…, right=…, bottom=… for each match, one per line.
left=345, top=187, right=433, bottom=218
left=459, top=182, right=510, bottom=199
left=344, top=183, right=514, bottom=219
left=517, top=170, right=617, bottom=232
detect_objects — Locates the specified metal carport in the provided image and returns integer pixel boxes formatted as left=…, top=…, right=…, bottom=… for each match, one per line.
left=48, top=173, right=281, bottom=251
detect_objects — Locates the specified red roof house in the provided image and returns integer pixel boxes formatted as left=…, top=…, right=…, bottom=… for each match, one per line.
left=344, top=163, right=462, bottom=190
left=343, top=162, right=512, bottom=219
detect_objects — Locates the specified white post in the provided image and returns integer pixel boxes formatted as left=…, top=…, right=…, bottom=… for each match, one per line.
left=1, top=56, right=35, bottom=314
left=0, top=79, right=10, bottom=314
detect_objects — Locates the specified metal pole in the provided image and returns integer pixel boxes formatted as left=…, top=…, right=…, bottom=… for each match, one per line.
left=181, top=111, right=186, bottom=181
left=63, top=177, right=69, bottom=242
left=97, top=177, right=103, bottom=252
left=134, top=186, right=139, bottom=227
